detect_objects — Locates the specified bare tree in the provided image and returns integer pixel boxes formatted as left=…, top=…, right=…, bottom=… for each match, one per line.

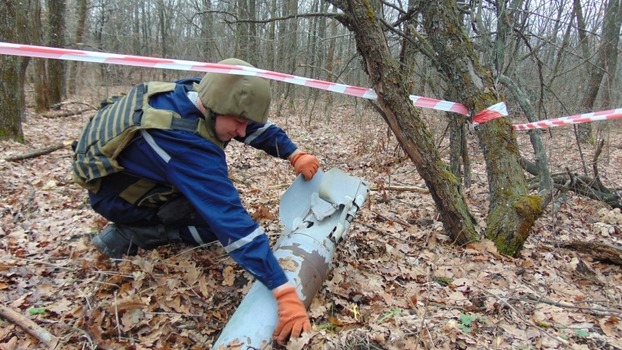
left=0, top=0, right=30, bottom=142
left=32, top=0, right=50, bottom=113
left=327, top=0, right=481, bottom=247
left=325, top=0, right=546, bottom=255
left=47, top=0, right=66, bottom=105
left=577, top=0, right=622, bottom=143
left=67, top=0, right=89, bottom=96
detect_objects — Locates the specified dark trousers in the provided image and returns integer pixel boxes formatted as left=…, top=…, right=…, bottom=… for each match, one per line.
left=89, top=173, right=217, bottom=245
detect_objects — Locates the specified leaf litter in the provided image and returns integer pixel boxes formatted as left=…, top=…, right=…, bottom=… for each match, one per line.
left=1, top=96, right=621, bottom=350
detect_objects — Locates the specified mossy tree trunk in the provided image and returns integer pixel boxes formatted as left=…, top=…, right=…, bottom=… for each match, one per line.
left=328, top=0, right=480, bottom=245
left=420, top=0, right=542, bottom=255
left=329, top=0, right=542, bottom=255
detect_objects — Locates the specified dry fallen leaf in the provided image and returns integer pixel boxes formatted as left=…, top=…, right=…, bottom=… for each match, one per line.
left=222, top=265, right=236, bottom=286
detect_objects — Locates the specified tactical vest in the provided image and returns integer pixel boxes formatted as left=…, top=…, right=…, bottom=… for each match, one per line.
left=72, top=81, right=218, bottom=207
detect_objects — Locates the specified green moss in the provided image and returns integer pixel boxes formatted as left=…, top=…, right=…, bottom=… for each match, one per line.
left=513, top=195, right=543, bottom=220
left=487, top=195, right=543, bottom=256
left=0, top=128, right=24, bottom=143
left=434, top=276, right=453, bottom=286
left=362, top=0, right=376, bottom=22
left=438, top=162, right=461, bottom=186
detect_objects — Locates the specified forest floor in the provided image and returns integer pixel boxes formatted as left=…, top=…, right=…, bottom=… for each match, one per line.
left=1, top=93, right=622, bottom=350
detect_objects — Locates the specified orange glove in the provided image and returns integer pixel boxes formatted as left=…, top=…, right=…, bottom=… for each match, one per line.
left=289, top=151, right=320, bottom=180
left=273, top=286, right=311, bottom=344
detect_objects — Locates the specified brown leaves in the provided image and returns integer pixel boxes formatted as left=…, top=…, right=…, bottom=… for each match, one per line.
left=2, top=103, right=622, bottom=349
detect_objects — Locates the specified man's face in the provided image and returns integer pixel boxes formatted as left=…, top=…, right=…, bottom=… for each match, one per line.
left=214, top=115, right=248, bottom=142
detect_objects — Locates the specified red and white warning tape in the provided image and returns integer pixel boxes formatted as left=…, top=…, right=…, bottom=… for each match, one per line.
left=0, top=42, right=472, bottom=114
left=0, top=42, right=380, bottom=99
left=512, top=108, right=622, bottom=130
left=409, top=95, right=469, bottom=116
left=1, top=42, right=620, bottom=130
left=0, top=42, right=379, bottom=99
left=471, top=102, right=508, bottom=125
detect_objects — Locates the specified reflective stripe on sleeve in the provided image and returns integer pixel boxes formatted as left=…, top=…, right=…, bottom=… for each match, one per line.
left=224, top=227, right=264, bottom=253
left=244, top=121, right=273, bottom=144
left=141, top=130, right=172, bottom=163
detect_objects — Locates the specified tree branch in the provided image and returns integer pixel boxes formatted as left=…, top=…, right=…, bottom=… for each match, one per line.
left=561, top=241, right=622, bottom=266
left=0, top=305, right=59, bottom=348
left=3, top=141, right=73, bottom=162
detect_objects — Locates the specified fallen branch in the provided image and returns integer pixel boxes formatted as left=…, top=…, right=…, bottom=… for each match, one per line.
left=561, top=241, right=622, bottom=266
left=41, top=107, right=93, bottom=118
left=51, top=99, right=97, bottom=109
left=476, top=286, right=570, bottom=346
left=524, top=165, right=621, bottom=209
left=518, top=294, right=622, bottom=318
left=267, top=183, right=429, bottom=193
left=373, top=210, right=412, bottom=227
left=371, top=185, right=429, bottom=193
left=0, top=304, right=59, bottom=348
left=3, top=141, right=73, bottom=162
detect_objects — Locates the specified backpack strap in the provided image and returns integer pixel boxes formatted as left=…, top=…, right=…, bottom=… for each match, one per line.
left=140, top=82, right=213, bottom=140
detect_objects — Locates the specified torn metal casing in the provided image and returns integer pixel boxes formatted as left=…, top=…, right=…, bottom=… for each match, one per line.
left=212, top=168, right=369, bottom=349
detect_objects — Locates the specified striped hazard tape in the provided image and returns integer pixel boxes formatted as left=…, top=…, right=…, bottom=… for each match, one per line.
left=512, top=109, right=622, bottom=130
left=0, top=42, right=470, bottom=114
left=1, top=42, right=620, bottom=130
left=471, top=102, right=508, bottom=125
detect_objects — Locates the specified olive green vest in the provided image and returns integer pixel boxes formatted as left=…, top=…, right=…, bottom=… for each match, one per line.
left=72, top=81, right=218, bottom=206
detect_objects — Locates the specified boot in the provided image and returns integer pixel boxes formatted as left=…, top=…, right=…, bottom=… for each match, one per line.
left=92, top=224, right=181, bottom=259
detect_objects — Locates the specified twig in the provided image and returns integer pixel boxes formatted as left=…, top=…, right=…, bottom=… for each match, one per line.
left=3, top=140, right=73, bottom=162
left=0, top=304, right=59, bottom=348
left=518, top=294, right=622, bottom=318
left=371, top=185, right=429, bottom=193
left=41, top=107, right=93, bottom=118
left=413, top=269, right=432, bottom=350
left=475, top=286, right=570, bottom=345
left=372, top=211, right=412, bottom=227
left=114, top=291, right=121, bottom=341
left=267, top=183, right=429, bottom=193
left=146, top=311, right=203, bottom=317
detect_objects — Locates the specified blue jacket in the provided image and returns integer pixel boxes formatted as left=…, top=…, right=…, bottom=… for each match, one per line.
left=115, top=78, right=297, bottom=289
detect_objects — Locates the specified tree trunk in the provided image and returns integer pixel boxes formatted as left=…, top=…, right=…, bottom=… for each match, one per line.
left=46, top=0, right=66, bottom=105
left=247, top=0, right=258, bottom=64
left=235, top=0, right=249, bottom=61
left=596, top=0, right=622, bottom=137
left=200, top=0, right=215, bottom=63
left=573, top=0, right=593, bottom=145
left=32, top=0, right=49, bottom=112
left=449, top=117, right=471, bottom=187
left=500, top=75, right=553, bottom=197
left=574, top=0, right=621, bottom=144
left=267, top=0, right=277, bottom=71
left=323, top=5, right=338, bottom=115
left=0, top=0, right=29, bottom=142
left=67, top=0, right=88, bottom=96
left=157, top=0, right=168, bottom=81
left=328, top=0, right=480, bottom=246
left=420, top=0, right=542, bottom=255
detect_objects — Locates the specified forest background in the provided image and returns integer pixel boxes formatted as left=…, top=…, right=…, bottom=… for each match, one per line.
left=1, top=0, right=622, bottom=349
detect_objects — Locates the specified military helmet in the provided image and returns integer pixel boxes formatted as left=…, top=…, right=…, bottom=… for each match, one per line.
left=197, top=58, right=271, bottom=124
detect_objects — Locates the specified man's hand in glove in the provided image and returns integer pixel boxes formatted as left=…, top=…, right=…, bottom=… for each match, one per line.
left=273, top=284, right=311, bottom=345
left=289, top=150, right=320, bottom=180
